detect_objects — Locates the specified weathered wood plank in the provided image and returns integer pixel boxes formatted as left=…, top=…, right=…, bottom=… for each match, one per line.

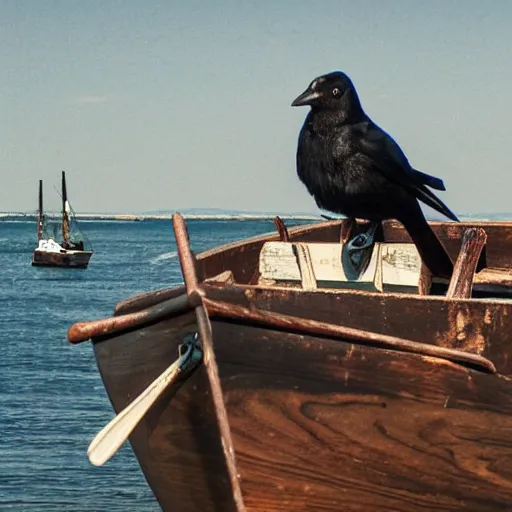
left=204, top=297, right=495, bottom=373
left=259, top=242, right=422, bottom=293
left=211, top=321, right=512, bottom=512
left=447, top=228, right=488, bottom=299
left=114, top=285, right=186, bottom=316
left=203, top=283, right=512, bottom=376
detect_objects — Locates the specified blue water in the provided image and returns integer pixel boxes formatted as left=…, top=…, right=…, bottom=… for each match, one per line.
left=0, top=218, right=310, bottom=511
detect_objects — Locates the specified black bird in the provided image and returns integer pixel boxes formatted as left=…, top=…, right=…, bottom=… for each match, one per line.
left=291, top=71, right=459, bottom=278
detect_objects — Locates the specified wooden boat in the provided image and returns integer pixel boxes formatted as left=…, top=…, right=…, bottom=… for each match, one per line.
left=32, top=171, right=93, bottom=268
left=68, top=214, right=512, bottom=511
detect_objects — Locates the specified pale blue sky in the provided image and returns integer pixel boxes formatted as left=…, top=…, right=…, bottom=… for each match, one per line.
left=2, top=1, right=511, bottom=214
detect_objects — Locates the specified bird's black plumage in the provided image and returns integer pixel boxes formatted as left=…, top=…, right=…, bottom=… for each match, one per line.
left=292, top=71, right=458, bottom=278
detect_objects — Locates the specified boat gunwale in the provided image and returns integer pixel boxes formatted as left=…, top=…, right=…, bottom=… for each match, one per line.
left=112, top=276, right=512, bottom=325
left=195, top=219, right=341, bottom=260
left=73, top=279, right=504, bottom=374
left=228, top=281, right=512, bottom=306
left=114, top=218, right=512, bottom=316
left=196, top=218, right=512, bottom=261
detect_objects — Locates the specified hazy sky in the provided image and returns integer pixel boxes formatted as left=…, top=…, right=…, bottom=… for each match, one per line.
left=2, top=1, right=511, bottom=214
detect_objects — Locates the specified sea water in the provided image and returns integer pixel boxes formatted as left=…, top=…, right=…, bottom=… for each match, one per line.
left=0, top=218, right=310, bottom=511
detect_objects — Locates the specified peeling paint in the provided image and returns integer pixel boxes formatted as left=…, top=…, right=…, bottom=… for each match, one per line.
left=442, top=304, right=487, bottom=355
left=484, top=307, right=492, bottom=325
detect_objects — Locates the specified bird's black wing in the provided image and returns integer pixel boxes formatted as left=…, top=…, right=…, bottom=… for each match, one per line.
left=353, top=122, right=459, bottom=222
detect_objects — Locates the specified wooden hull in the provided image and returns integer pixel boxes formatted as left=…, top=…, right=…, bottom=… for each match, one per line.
left=32, top=249, right=93, bottom=268
left=92, top=304, right=512, bottom=511
left=72, top=217, right=512, bottom=511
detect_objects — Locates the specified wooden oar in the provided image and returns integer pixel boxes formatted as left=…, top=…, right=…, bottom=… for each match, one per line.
left=87, top=336, right=202, bottom=466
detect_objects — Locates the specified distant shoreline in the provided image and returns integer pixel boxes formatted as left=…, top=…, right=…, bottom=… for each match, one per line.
left=2, top=212, right=511, bottom=222
left=0, top=212, right=323, bottom=222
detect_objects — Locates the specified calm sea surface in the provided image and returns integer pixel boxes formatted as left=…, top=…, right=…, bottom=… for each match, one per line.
left=0, top=218, right=311, bottom=511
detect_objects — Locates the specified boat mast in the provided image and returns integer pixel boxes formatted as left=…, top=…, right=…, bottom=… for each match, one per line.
left=61, top=170, right=70, bottom=246
left=37, top=179, right=44, bottom=240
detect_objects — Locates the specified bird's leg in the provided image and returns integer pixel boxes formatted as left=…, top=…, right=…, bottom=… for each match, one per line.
left=342, top=221, right=380, bottom=278
left=340, top=217, right=356, bottom=244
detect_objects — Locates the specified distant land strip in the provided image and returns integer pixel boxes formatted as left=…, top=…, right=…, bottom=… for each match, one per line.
left=2, top=211, right=512, bottom=222
left=0, top=212, right=323, bottom=221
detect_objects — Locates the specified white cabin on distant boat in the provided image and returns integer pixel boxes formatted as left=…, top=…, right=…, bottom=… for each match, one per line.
left=37, top=238, right=65, bottom=253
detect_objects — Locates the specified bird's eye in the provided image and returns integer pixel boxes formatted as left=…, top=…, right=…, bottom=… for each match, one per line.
left=332, top=87, right=341, bottom=98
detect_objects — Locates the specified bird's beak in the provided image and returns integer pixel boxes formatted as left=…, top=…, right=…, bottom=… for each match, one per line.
left=291, top=89, right=320, bottom=107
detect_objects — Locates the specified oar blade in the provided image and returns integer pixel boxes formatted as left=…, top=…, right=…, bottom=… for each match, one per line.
left=87, top=359, right=182, bottom=466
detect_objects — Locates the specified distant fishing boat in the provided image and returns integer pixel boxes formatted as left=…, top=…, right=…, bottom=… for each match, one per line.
left=32, top=171, right=93, bottom=269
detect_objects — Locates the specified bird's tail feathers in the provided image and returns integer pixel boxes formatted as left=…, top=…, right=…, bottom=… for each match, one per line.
left=401, top=213, right=454, bottom=279
left=411, top=169, right=446, bottom=191
left=415, top=185, right=459, bottom=222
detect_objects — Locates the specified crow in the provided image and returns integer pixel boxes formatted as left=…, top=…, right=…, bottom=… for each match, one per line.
left=291, top=71, right=459, bottom=279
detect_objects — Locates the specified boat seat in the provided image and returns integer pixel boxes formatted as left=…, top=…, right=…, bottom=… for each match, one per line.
left=257, top=236, right=512, bottom=298
left=258, top=241, right=426, bottom=293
